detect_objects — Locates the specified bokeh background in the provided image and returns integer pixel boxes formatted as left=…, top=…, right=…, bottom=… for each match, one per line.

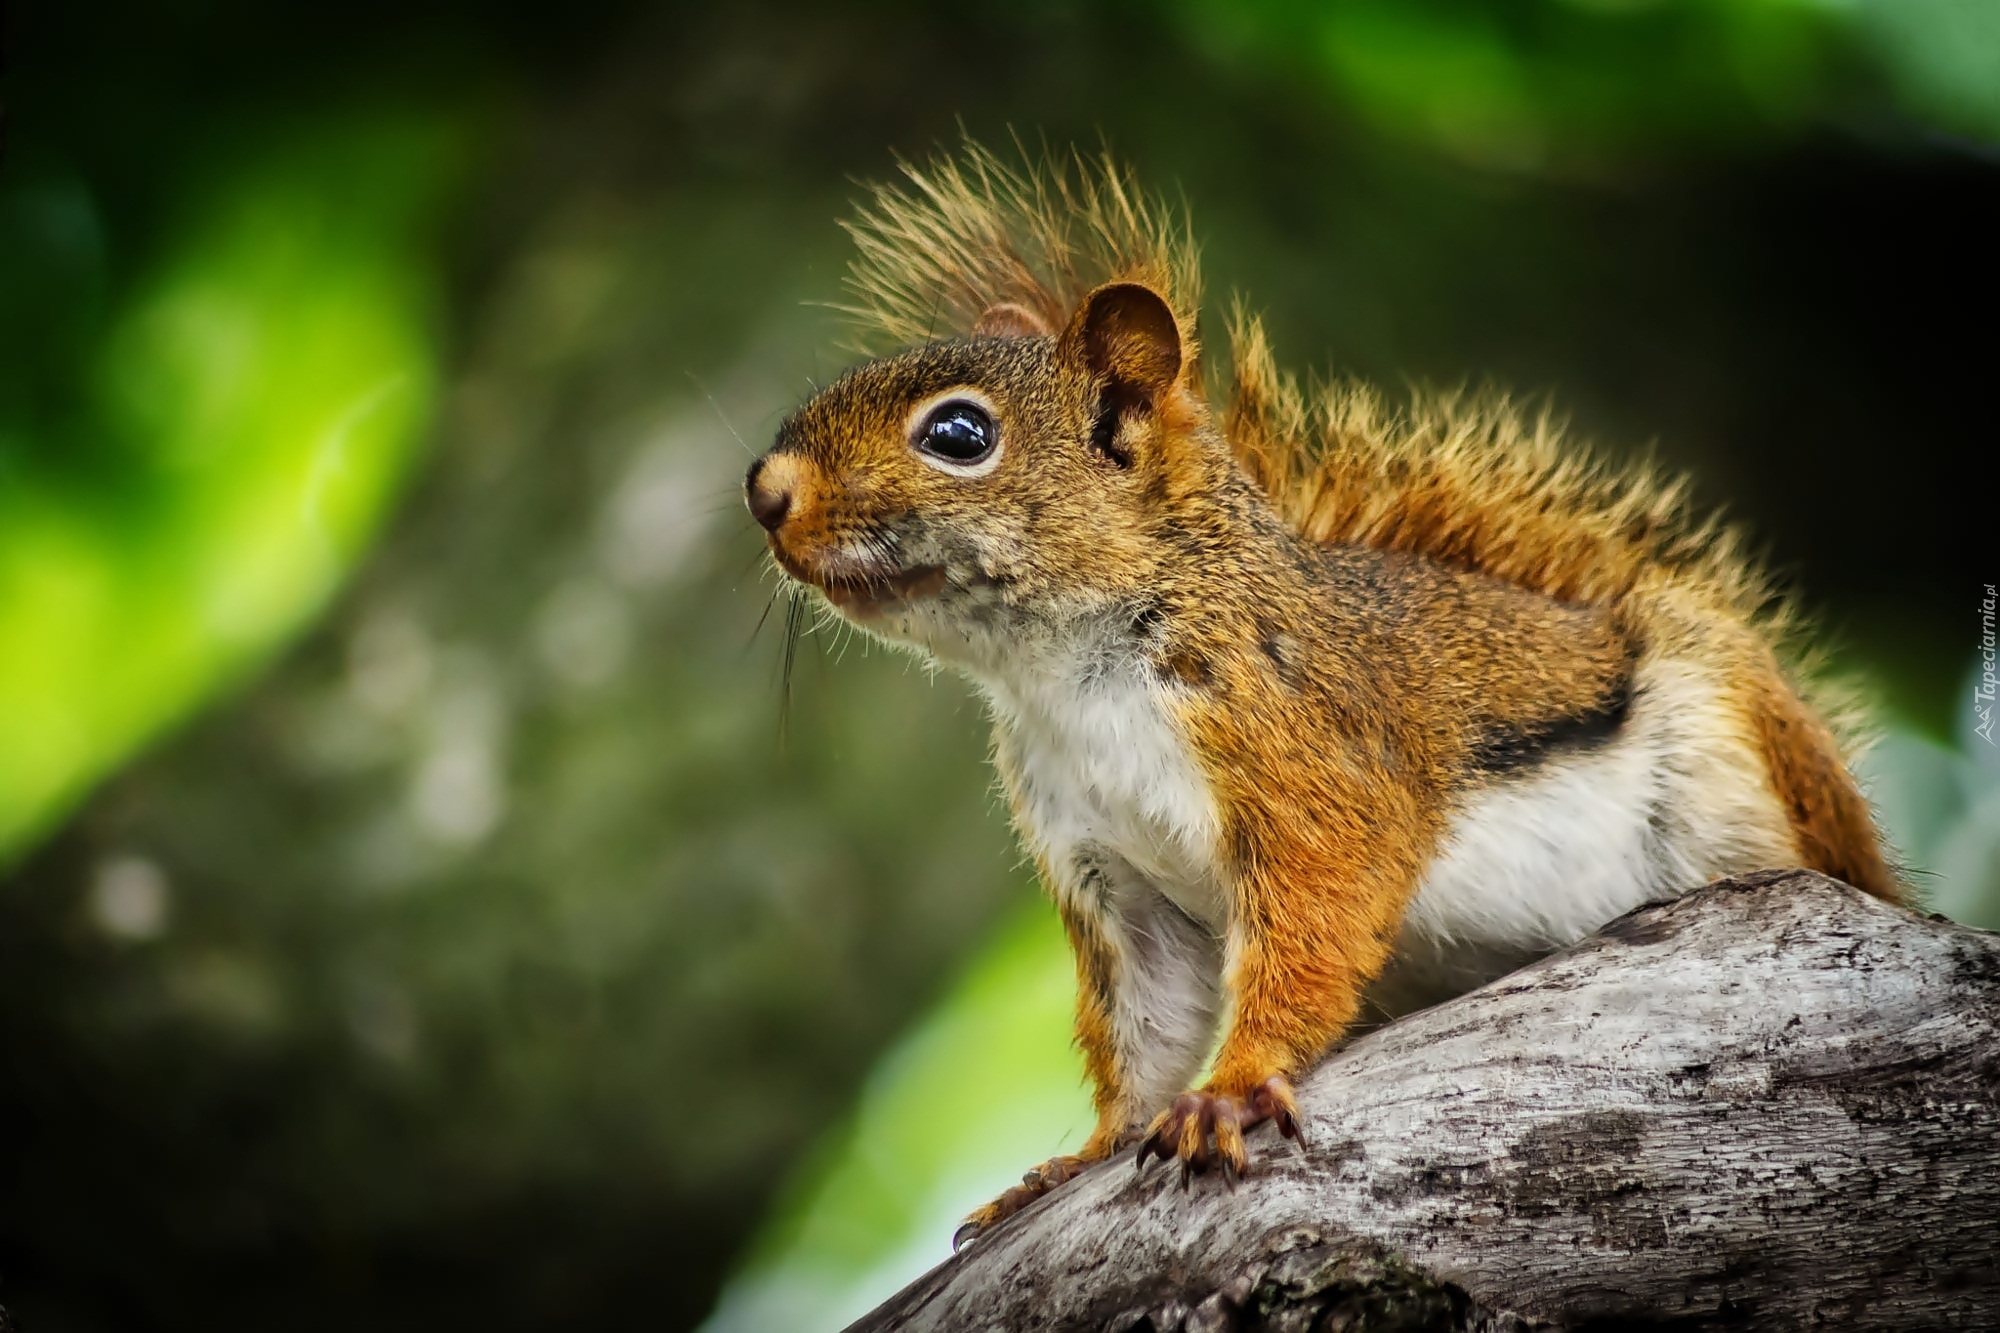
left=2, top=1, right=1995, bottom=1329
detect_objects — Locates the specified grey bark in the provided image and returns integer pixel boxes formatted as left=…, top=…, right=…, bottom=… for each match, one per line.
left=848, top=870, right=2000, bottom=1332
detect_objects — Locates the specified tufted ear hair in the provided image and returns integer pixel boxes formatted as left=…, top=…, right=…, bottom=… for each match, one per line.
left=972, top=301, right=1056, bottom=339
left=1059, top=281, right=1183, bottom=402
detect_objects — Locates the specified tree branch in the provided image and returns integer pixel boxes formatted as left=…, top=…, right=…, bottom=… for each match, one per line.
left=849, top=871, right=2000, bottom=1331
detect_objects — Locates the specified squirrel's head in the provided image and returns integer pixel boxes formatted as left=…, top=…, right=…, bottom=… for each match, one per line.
left=747, top=281, right=1217, bottom=665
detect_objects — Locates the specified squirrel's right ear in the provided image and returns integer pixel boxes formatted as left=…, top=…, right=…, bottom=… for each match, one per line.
left=1060, top=282, right=1184, bottom=402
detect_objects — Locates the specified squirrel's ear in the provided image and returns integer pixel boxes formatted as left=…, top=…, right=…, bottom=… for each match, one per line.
left=1061, top=282, right=1183, bottom=402
left=972, top=301, right=1055, bottom=339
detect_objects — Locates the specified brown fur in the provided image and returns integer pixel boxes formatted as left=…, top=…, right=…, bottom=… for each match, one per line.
left=838, top=137, right=1896, bottom=902
left=754, top=139, right=1903, bottom=1242
left=840, top=137, right=1199, bottom=360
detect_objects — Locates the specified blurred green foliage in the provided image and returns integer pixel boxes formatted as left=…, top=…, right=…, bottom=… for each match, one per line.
left=0, top=114, right=459, bottom=856
left=1186, top=0, right=1839, bottom=167
left=707, top=899, right=1090, bottom=1330
left=0, top=1, right=1993, bottom=1331
left=1857, top=0, right=2000, bottom=143
left=1185, top=0, right=2000, bottom=165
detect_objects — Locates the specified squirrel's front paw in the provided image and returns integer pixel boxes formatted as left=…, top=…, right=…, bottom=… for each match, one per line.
left=1135, top=1075, right=1304, bottom=1184
left=951, top=1152, right=1095, bottom=1251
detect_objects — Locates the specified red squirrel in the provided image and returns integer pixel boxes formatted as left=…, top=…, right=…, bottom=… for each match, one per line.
left=743, top=141, right=1900, bottom=1247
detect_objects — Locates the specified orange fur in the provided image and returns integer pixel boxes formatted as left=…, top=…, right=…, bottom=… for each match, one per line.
left=757, top=138, right=1905, bottom=1243
left=840, top=137, right=1200, bottom=360
left=837, top=137, right=1895, bottom=908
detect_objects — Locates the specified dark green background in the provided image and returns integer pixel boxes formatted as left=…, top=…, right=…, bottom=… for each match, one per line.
left=1, top=2, right=1993, bottom=1329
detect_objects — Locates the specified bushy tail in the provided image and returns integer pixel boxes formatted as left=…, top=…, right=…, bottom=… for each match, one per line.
left=1223, top=305, right=1773, bottom=621
left=1221, top=307, right=1902, bottom=903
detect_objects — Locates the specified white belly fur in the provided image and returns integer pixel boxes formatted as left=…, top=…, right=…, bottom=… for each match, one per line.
left=981, top=656, right=1227, bottom=931
left=979, top=648, right=1231, bottom=1108
left=1373, top=654, right=1796, bottom=1018
left=980, top=643, right=1795, bottom=1038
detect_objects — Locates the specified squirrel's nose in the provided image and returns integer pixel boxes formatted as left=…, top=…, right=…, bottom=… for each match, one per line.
left=745, top=455, right=793, bottom=533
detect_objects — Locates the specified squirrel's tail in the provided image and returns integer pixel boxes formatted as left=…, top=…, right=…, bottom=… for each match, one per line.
left=1223, top=305, right=1763, bottom=617
left=1224, top=307, right=1904, bottom=904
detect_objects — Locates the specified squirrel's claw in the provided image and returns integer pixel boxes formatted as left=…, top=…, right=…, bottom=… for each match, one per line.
left=1214, top=1111, right=1249, bottom=1180
left=1134, top=1075, right=1303, bottom=1188
left=1136, top=1091, right=1198, bottom=1175
left=1247, top=1074, right=1307, bottom=1148
left=954, top=1151, right=1097, bottom=1249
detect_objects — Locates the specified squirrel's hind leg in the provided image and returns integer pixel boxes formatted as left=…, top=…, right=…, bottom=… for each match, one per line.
left=950, top=1122, right=1125, bottom=1250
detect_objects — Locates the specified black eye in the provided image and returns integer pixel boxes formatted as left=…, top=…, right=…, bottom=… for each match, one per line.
left=915, top=400, right=997, bottom=466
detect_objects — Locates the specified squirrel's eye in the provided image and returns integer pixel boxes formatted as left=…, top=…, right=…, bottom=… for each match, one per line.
left=915, top=401, right=996, bottom=467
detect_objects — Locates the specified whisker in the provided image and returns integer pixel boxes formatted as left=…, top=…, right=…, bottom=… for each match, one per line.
left=743, top=589, right=780, bottom=658
left=835, top=614, right=864, bottom=666
left=780, top=592, right=806, bottom=749
left=686, top=370, right=755, bottom=458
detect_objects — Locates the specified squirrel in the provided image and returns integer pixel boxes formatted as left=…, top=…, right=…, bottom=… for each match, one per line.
left=743, top=141, right=1902, bottom=1248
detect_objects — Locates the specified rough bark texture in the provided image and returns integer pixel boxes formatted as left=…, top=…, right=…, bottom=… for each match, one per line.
left=849, top=871, right=2000, bottom=1332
